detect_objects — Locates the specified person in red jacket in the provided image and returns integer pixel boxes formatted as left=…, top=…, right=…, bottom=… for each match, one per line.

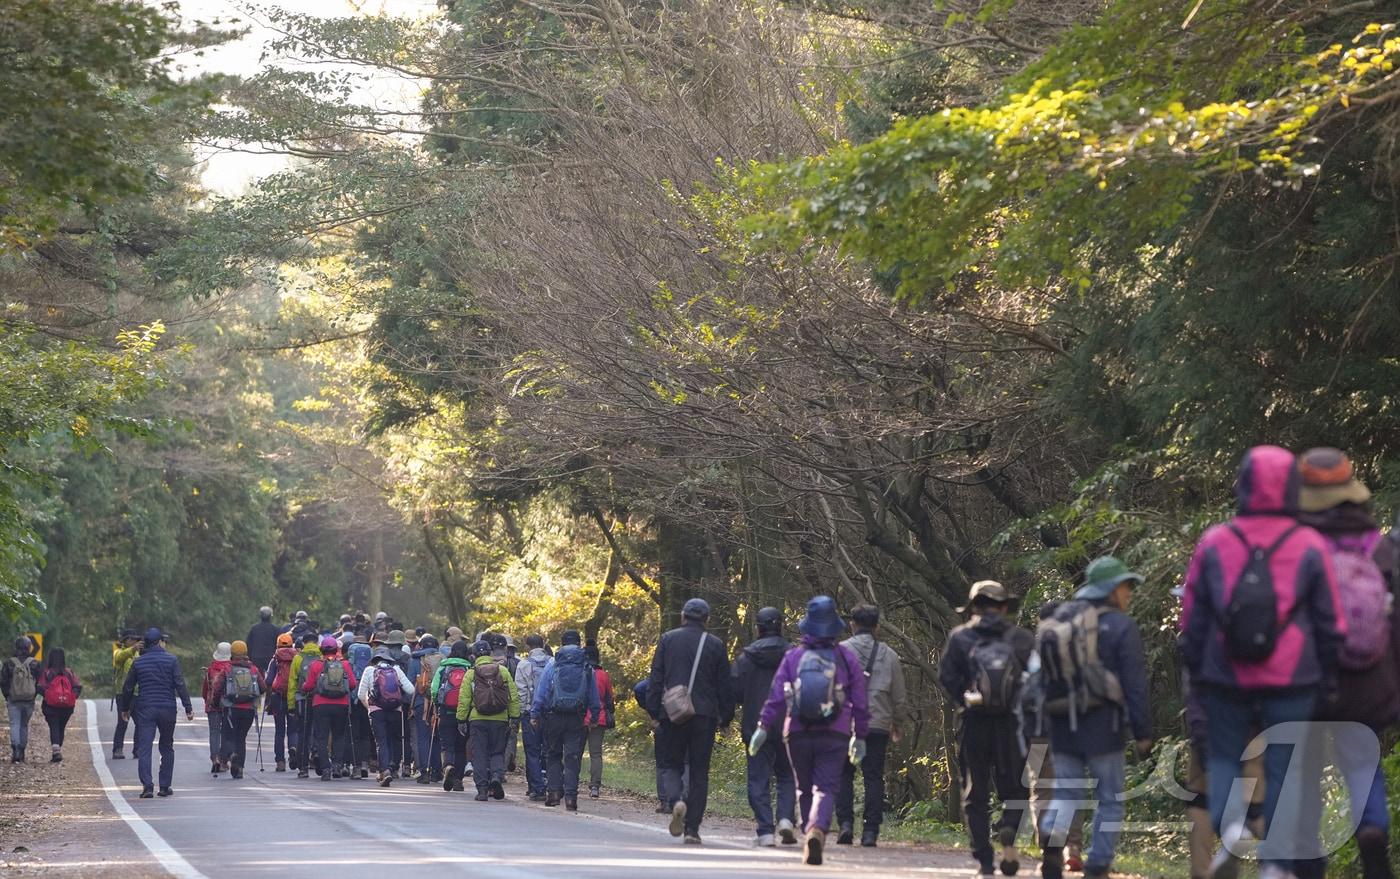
left=36, top=648, right=82, bottom=763
left=210, top=641, right=266, bottom=780
left=202, top=642, right=232, bottom=777
left=301, top=636, right=358, bottom=781
left=584, top=643, right=616, bottom=799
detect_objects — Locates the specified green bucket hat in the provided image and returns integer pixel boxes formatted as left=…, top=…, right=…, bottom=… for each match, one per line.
left=1075, top=556, right=1143, bottom=601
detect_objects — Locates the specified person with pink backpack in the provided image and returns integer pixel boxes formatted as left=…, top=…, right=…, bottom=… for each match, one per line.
left=37, top=648, right=81, bottom=763
left=1296, top=448, right=1400, bottom=879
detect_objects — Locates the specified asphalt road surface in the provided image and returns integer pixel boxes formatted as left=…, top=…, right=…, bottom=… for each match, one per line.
left=74, top=699, right=970, bottom=878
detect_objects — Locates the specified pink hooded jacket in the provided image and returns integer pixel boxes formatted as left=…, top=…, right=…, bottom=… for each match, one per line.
left=1180, top=445, right=1347, bottom=690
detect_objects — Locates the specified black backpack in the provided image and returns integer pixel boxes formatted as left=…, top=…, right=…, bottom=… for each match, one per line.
left=965, top=634, right=1022, bottom=713
left=1219, top=524, right=1299, bottom=663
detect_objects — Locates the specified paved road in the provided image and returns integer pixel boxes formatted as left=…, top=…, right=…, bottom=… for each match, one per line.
left=82, top=699, right=968, bottom=878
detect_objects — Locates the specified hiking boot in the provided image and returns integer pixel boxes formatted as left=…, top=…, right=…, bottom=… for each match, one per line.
left=777, top=818, right=798, bottom=845
left=565, top=797, right=579, bottom=812
left=475, top=790, right=490, bottom=801
left=529, top=792, right=546, bottom=802
left=275, top=760, right=286, bottom=772
left=442, top=766, right=457, bottom=791
left=463, top=762, right=473, bottom=778
left=50, top=746, right=62, bottom=763
left=360, top=766, right=369, bottom=779
left=804, top=828, right=825, bottom=865
left=416, top=771, right=432, bottom=784
left=1066, top=851, right=1084, bottom=873
left=668, top=800, right=688, bottom=837
left=1083, top=869, right=1109, bottom=879
left=656, top=803, right=669, bottom=814
left=230, top=767, right=243, bottom=780
left=836, top=823, right=854, bottom=845
left=1041, top=846, right=1064, bottom=879
left=757, top=834, right=776, bottom=847
left=157, top=787, right=173, bottom=797
left=452, top=775, right=465, bottom=792
left=546, top=791, right=561, bottom=807
left=490, top=780, right=505, bottom=800
left=112, top=748, right=125, bottom=760
left=297, top=768, right=309, bottom=779
left=378, top=771, right=392, bottom=787
left=140, top=787, right=154, bottom=798
left=430, top=769, right=444, bottom=783
left=321, top=769, right=332, bottom=782
left=1357, top=826, right=1395, bottom=879
left=684, top=833, right=702, bottom=846
left=211, top=761, right=221, bottom=777
left=862, top=828, right=879, bottom=848
left=589, top=784, right=601, bottom=798
left=998, top=827, right=1020, bottom=875
left=331, top=766, right=343, bottom=779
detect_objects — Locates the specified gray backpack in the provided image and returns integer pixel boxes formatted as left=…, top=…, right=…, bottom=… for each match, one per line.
left=8, top=658, right=36, bottom=701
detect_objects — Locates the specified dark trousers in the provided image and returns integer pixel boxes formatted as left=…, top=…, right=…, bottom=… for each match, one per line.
left=295, top=702, right=315, bottom=769
left=787, top=731, right=848, bottom=833
left=959, top=712, right=1028, bottom=870
left=350, top=702, right=371, bottom=765
left=658, top=716, right=718, bottom=835
left=134, top=707, right=176, bottom=791
left=400, top=706, right=414, bottom=769
left=312, top=703, right=350, bottom=774
left=415, top=704, right=441, bottom=774
left=543, top=712, right=587, bottom=797
left=267, top=697, right=288, bottom=762
left=747, top=738, right=796, bottom=837
left=370, top=708, right=404, bottom=771
left=522, top=715, right=546, bottom=794
left=837, top=730, right=890, bottom=832
left=113, top=696, right=130, bottom=752
left=439, top=706, right=467, bottom=769
left=471, top=719, right=509, bottom=789
left=220, top=709, right=255, bottom=769
left=42, top=705, right=74, bottom=747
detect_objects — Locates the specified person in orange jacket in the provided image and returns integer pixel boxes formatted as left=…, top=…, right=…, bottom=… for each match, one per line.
left=583, top=642, right=616, bottom=799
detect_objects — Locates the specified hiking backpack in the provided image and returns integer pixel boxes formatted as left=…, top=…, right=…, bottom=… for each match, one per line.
left=964, top=634, right=1023, bottom=713
left=470, top=660, right=511, bottom=715
left=1219, top=524, right=1299, bottom=663
left=549, top=648, right=590, bottom=713
left=790, top=647, right=847, bottom=724
left=315, top=660, right=350, bottom=698
left=270, top=656, right=293, bottom=696
left=439, top=665, right=469, bottom=709
left=225, top=665, right=260, bottom=704
left=416, top=652, right=442, bottom=696
left=44, top=670, right=76, bottom=709
left=370, top=664, right=404, bottom=709
left=1330, top=532, right=1392, bottom=671
left=1035, top=600, right=1124, bottom=725
left=8, top=658, right=35, bottom=701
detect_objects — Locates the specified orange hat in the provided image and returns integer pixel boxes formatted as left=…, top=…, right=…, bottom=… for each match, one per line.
left=277, top=632, right=293, bottom=648
left=230, top=640, right=249, bottom=658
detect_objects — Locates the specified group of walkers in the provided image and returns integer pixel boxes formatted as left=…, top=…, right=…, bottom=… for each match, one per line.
left=6, top=443, right=1398, bottom=875
left=2, top=636, right=82, bottom=764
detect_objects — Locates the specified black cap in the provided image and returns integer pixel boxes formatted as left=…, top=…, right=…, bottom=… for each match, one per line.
left=473, top=640, right=493, bottom=657
left=120, top=628, right=140, bottom=640
left=561, top=630, right=582, bottom=646
left=755, top=606, right=783, bottom=634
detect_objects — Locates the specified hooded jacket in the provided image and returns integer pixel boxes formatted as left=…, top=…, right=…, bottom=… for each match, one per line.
left=454, top=659, right=521, bottom=723
left=586, top=666, right=615, bottom=728
left=202, top=659, right=232, bottom=715
left=287, top=641, right=322, bottom=710
left=356, top=657, right=415, bottom=714
left=514, top=648, right=551, bottom=707
left=758, top=635, right=870, bottom=739
left=732, top=634, right=791, bottom=739
left=1181, top=446, right=1347, bottom=690
left=266, top=645, right=298, bottom=697
left=301, top=655, right=357, bottom=708
left=430, top=656, right=474, bottom=706
left=843, top=631, right=909, bottom=734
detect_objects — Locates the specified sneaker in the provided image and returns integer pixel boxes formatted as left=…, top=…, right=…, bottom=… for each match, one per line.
left=297, top=769, right=310, bottom=779
left=139, top=787, right=154, bottom=799
left=669, top=800, right=688, bottom=837
left=999, top=827, right=1021, bottom=875
left=112, top=749, right=126, bottom=760
left=528, top=792, right=546, bottom=802
left=837, top=824, right=854, bottom=845
left=211, top=761, right=221, bottom=777
left=475, top=791, right=490, bottom=801
left=589, top=784, right=601, bottom=798
left=684, top=833, right=702, bottom=846
left=490, top=781, right=505, bottom=800
left=50, top=752, right=62, bottom=764
left=1066, top=852, right=1084, bottom=873
left=443, top=766, right=457, bottom=792
left=777, top=818, right=798, bottom=845
left=862, top=829, right=878, bottom=848
left=804, top=828, right=825, bottom=865
left=321, top=769, right=332, bottom=782
left=378, top=771, right=392, bottom=787
left=545, top=791, right=561, bottom=807
left=565, top=797, right=578, bottom=812
left=464, top=762, right=474, bottom=778
left=451, top=776, right=465, bottom=792
left=1042, top=846, right=1064, bottom=879
left=275, top=760, right=286, bottom=772
left=360, top=766, right=369, bottom=779
left=757, top=834, right=777, bottom=847
left=157, top=787, right=173, bottom=798
left=656, top=803, right=669, bottom=814
left=1209, top=822, right=1245, bottom=879
left=417, top=771, right=432, bottom=785
left=230, top=767, right=243, bottom=780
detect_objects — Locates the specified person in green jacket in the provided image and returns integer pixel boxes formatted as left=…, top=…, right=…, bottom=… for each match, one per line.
left=431, top=641, right=474, bottom=791
left=112, top=629, right=141, bottom=759
left=456, top=640, right=521, bottom=801
left=288, top=636, right=321, bottom=777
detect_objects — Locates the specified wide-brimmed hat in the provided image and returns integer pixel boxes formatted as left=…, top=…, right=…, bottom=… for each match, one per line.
left=1076, top=556, right=1143, bottom=601
left=1298, top=447, right=1371, bottom=513
left=957, top=580, right=1014, bottom=613
left=385, top=630, right=406, bottom=647
left=212, top=642, right=232, bottom=661
left=798, top=595, right=847, bottom=639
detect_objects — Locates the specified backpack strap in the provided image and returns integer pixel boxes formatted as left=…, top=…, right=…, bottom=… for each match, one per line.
left=686, top=634, right=706, bottom=693
left=862, top=635, right=880, bottom=680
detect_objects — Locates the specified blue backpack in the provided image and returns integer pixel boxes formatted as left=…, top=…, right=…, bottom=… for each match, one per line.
left=347, top=642, right=372, bottom=703
left=549, top=647, right=590, bottom=713
left=792, top=647, right=847, bottom=724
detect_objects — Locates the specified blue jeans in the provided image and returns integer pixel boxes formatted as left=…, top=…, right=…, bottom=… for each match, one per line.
left=134, top=707, right=177, bottom=790
left=521, top=717, right=546, bottom=795
left=1201, top=686, right=1316, bottom=867
left=414, top=704, right=441, bottom=774
left=1336, top=727, right=1389, bottom=831
left=747, top=738, right=796, bottom=837
left=7, top=701, right=34, bottom=750
left=369, top=707, right=403, bottom=772
left=1041, top=750, right=1126, bottom=871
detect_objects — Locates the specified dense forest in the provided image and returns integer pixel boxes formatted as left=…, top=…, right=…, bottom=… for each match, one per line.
left=3, top=0, right=1399, bottom=834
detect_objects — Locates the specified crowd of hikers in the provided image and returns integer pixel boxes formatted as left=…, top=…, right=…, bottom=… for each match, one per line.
left=4, top=444, right=1400, bottom=875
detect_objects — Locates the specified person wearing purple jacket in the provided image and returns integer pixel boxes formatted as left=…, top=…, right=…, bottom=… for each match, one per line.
left=750, top=595, right=869, bottom=866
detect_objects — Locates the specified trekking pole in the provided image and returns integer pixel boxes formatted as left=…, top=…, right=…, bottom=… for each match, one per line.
left=345, top=698, right=356, bottom=778
left=256, top=702, right=265, bottom=772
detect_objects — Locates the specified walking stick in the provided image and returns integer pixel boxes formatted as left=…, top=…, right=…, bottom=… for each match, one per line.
left=345, top=695, right=356, bottom=778
left=256, top=702, right=265, bottom=772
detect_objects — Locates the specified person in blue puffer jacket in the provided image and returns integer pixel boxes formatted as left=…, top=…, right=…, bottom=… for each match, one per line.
left=120, top=628, right=193, bottom=799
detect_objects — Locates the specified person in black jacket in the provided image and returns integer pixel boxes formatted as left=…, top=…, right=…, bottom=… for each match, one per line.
left=939, top=581, right=1035, bottom=878
left=245, top=607, right=280, bottom=683
left=646, top=598, right=735, bottom=845
left=120, top=628, right=194, bottom=799
left=733, top=606, right=796, bottom=847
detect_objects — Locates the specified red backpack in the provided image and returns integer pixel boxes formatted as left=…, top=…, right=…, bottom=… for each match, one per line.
left=440, top=666, right=468, bottom=709
left=45, top=670, right=76, bottom=709
left=271, top=655, right=293, bottom=695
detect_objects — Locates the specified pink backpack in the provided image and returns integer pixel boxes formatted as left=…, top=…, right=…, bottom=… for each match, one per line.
left=1330, top=532, right=1392, bottom=671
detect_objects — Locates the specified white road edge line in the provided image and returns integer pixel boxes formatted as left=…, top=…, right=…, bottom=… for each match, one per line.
left=84, top=699, right=210, bottom=879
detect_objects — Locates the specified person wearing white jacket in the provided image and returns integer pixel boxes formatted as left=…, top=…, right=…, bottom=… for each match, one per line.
left=357, top=652, right=415, bottom=787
